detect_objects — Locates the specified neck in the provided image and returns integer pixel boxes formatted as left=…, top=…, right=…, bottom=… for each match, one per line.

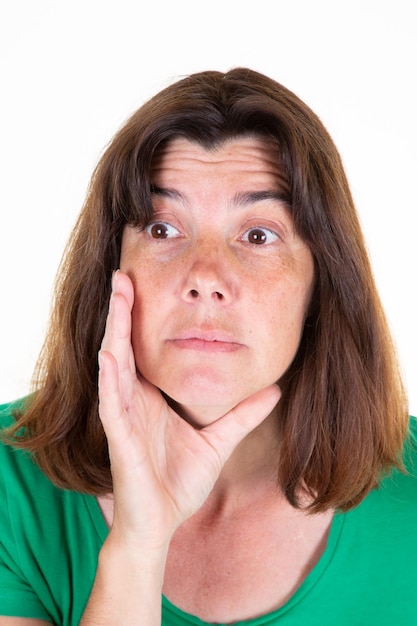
left=197, top=410, right=281, bottom=518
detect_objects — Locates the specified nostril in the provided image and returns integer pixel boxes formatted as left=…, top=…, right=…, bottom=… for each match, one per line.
left=187, top=289, right=225, bottom=301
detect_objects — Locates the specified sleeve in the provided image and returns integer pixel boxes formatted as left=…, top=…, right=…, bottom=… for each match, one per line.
left=0, top=440, right=52, bottom=621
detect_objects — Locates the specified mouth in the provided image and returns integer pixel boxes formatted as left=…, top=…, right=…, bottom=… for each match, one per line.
left=168, top=329, right=244, bottom=353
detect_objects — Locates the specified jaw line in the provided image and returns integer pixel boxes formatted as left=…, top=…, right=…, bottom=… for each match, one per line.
left=161, top=390, right=233, bottom=429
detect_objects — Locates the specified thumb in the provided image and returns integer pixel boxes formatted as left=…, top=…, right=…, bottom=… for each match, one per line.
left=201, top=384, right=281, bottom=465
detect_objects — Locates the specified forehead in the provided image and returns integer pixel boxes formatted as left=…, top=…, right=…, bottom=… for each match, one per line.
left=150, top=136, right=289, bottom=195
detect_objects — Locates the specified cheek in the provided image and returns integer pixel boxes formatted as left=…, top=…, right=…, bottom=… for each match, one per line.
left=264, top=268, right=313, bottom=317
left=129, top=285, right=157, bottom=343
left=124, top=259, right=168, bottom=320
left=257, top=278, right=312, bottom=354
left=127, top=264, right=179, bottom=372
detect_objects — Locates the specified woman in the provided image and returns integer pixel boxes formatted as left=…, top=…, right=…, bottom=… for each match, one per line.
left=0, top=68, right=414, bottom=625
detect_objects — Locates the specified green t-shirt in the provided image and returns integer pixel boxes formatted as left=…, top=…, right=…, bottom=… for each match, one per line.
left=0, top=398, right=417, bottom=625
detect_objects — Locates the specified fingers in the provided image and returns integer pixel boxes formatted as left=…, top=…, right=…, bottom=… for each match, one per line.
left=98, top=349, right=152, bottom=516
left=98, top=349, right=127, bottom=446
left=202, top=384, right=281, bottom=464
left=101, top=271, right=134, bottom=349
left=101, top=271, right=137, bottom=393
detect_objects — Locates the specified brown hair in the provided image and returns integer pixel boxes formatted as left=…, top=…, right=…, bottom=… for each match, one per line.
left=5, top=68, right=408, bottom=512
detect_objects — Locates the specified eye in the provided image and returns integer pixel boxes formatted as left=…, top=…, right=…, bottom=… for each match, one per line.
left=241, top=227, right=280, bottom=245
left=145, top=221, right=180, bottom=239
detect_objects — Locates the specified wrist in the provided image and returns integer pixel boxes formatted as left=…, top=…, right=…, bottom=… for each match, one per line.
left=80, top=535, right=169, bottom=625
left=100, top=529, right=170, bottom=583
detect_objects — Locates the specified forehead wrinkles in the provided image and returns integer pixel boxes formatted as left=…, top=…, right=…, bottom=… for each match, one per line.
left=150, top=137, right=290, bottom=197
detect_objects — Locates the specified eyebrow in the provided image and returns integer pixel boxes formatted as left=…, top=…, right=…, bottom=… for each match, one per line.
left=150, top=186, right=290, bottom=208
left=231, top=190, right=289, bottom=207
left=151, top=185, right=181, bottom=200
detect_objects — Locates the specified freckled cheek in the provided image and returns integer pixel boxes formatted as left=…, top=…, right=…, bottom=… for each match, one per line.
left=129, top=280, right=159, bottom=330
left=127, top=266, right=176, bottom=355
left=255, top=278, right=312, bottom=342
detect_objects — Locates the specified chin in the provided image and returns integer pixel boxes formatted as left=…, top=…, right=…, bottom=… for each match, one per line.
left=155, top=365, right=238, bottom=402
left=160, top=387, right=240, bottom=428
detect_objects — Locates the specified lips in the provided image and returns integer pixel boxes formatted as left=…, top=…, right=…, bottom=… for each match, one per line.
left=168, top=329, right=244, bottom=353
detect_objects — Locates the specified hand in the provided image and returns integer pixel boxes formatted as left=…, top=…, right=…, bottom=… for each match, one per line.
left=98, top=271, right=281, bottom=551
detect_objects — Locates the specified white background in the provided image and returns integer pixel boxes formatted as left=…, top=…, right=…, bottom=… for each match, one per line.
left=0, top=1, right=416, bottom=413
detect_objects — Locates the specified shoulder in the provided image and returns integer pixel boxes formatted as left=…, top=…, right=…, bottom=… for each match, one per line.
left=0, top=397, right=40, bottom=488
left=0, top=398, right=34, bottom=482
left=0, top=397, right=87, bottom=529
left=369, top=415, right=417, bottom=510
left=343, top=416, right=417, bottom=527
left=0, top=398, right=106, bottom=625
left=400, top=415, right=417, bottom=479
left=0, top=396, right=34, bottom=446
left=406, top=415, right=417, bottom=459
left=0, top=395, right=106, bottom=557
left=0, top=396, right=28, bottom=428
left=0, top=397, right=107, bottom=536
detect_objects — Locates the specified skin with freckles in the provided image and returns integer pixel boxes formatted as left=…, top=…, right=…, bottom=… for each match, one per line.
left=120, top=136, right=315, bottom=427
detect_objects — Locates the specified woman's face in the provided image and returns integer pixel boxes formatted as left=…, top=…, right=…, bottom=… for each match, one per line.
left=120, top=136, right=315, bottom=425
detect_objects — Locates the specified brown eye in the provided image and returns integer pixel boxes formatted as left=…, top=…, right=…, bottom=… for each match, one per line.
left=242, top=227, right=280, bottom=245
left=247, top=228, right=267, bottom=244
left=150, top=223, right=168, bottom=238
left=146, top=222, right=180, bottom=239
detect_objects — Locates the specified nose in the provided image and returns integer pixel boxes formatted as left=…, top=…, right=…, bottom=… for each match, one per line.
left=181, top=241, right=234, bottom=305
